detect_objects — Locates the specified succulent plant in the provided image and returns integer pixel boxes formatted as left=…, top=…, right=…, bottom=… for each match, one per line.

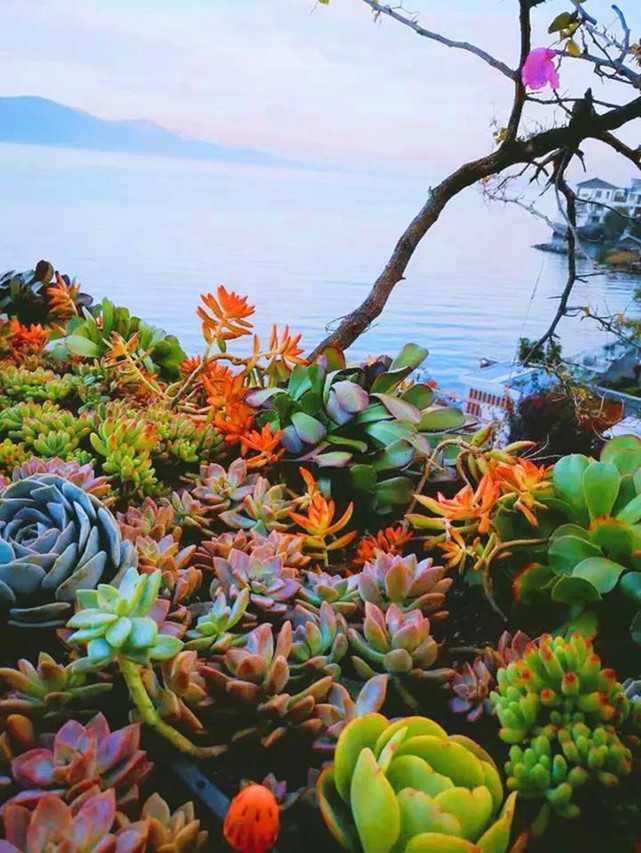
left=220, top=477, right=295, bottom=535
left=491, top=633, right=633, bottom=818
left=209, top=547, right=300, bottom=620
left=132, top=534, right=201, bottom=604
left=116, top=792, right=209, bottom=852
left=297, top=568, right=360, bottom=618
left=66, top=567, right=223, bottom=759
left=512, top=443, right=641, bottom=643
left=51, top=296, right=186, bottom=381
left=11, top=458, right=110, bottom=502
left=314, top=676, right=389, bottom=749
left=449, top=631, right=535, bottom=723
left=140, top=650, right=212, bottom=735
left=357, top=553, right=452, bottom=617
left=0, top=789, right=148, bottom=853
left=0, top=367, right=77, bottom=403
left=348, top=603, right=454, bottom=687
left=0, top=474, right=135, bottom=627
left=317, top=713, right=518, bottom=853
left=0, top=261, right=92, bottom=325
left=66, top=568, right=182, bottom=667
left=200, top=621, right=334, bottom=747
left=185, top=588, right=250, bottom=652
left=0, top=653, right=112, bottom=722
left=192, top=459, right=258, bottom=515
left=289, top=603, right=349, bottom=684
left=246, top=344, right=466, bottom=513
left=8, top=713, right=152, bottom=808
left=117, top=496, right=179, bottom=543
left=89, top=415, right=158, bottom=499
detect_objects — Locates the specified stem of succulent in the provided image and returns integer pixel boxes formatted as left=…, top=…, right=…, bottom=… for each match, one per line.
left=119, top=659, right=226, bottom=759
left=406, top=439, right=476, bottom=518
left=392, top=678, right=419, bottom=710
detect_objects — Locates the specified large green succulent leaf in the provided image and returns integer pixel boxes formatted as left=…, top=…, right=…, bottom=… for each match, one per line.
left=588, top=516, right=634, bottom=561
left=394, top=788, right=462, bottom=852
left=548, top=535, right=601, bottom=576
left=371, top=344, right=428, bottom=394
left=433, top=786, right=493, bottom=842
left=476, top=791, right=518, bottom=853
left=372, top=394, right=422, bottom=425
left=405, top=833, right=476, bottom=852
left=334, top=713, right=389, bottom=802
left=553, top=454, right=590, bottom=525
left=418, top=407, right=465, bottom=434
left=601, top=434, right=641, bottom=475
left=551, top=575, right=601, bottom=605
left=316, top=767, right=360, bottom=852
left=582, top=461, right=620, bottom=521
left=350, top=748, right=401, bottom=853
left=396, top=737, right=485, bottom=790
left=571, top=556, right=625, bottom=594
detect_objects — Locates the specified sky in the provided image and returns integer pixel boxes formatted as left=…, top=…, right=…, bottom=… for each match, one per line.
left=0, top=0, right=639, bottom=181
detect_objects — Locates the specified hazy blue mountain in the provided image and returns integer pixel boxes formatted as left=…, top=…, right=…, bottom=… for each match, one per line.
left=0, top=96, right=288, bottom=166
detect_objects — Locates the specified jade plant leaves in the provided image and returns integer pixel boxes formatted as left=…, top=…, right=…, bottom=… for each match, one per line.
left=582, top=461, right=620, bottom=521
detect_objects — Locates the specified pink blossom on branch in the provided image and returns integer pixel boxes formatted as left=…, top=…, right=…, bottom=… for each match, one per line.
left=522, top=48, right=560, bottom=90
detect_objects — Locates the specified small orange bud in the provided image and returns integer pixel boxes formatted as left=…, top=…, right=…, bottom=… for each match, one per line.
left=223, top=784, right=280, bottom=853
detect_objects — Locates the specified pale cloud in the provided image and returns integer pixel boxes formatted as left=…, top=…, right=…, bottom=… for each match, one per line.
left=0, top=0, right=638, bottom=173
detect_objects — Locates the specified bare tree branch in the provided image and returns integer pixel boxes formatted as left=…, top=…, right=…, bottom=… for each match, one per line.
left=310, top=94, right=641, bottom=358
left=360, top=1, right=516, bottom=80
left=597, top=129, right=641, bottom=168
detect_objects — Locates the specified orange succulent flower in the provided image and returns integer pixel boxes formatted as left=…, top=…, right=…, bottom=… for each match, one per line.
left=439, top=527, right=480, bottom=572
left=240, top=423, right=285, bottom=469
left=47, top=274, right=80, bottom=320
left=198, top=287, right=255, bottom=344
left=8, top=319, right=48, bottom=356
left=493, top=458, right=552, bottom=526
left=417, top=474, right=500, bottom=535
left=223, top=784, right=280, bottom=853
left=290, top=468, right=357, bottom=560
left=353, top=524, right=413, bottom=567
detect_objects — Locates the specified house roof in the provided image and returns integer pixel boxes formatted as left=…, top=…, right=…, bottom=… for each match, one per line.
left=576, top=178, right=620, bottom=190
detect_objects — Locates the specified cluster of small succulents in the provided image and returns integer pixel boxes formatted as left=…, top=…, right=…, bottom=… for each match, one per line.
left=491, top=633, right=633, bottom=818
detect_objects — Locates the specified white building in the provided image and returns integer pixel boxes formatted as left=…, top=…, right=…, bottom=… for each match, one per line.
left=576, top=177, right=641, bottom=227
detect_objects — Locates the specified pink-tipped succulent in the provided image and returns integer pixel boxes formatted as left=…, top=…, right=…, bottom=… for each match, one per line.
left=192, top=458, right=258, bottom=515
left=357, top=553, right=452, bottom=617
left=117, top=496, right=180, bottom=543
left=449, top=630, right=535, bottom=722
left=348, top=603, right=454, bottom=686
left=297, top=569, right=360, bottom=618
left=0, top=653, right=112, bottom=723
left=290, top=603, right=349, bottom=684
left=313, top=675, right=388, bottom=750
left=210, top=547, right=300, bottom=619
left=0, top=789, right=149, bottom=853
left=7, top=713, right=152, bottom=809
left=200, top=622, right=334, bottom=747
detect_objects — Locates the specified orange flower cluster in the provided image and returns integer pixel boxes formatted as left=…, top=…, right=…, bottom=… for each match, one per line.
left=492, top=458, right=552, bottom=526
left=353, top=524, right=413, bottom=567
left=7, top=319, right=48, bottom=358
left=250, top=324, right=306, bottom=375
left=47, top=274, right=80, bottom=320
left=203, top=363, right=255, bottom=445
left=289, top=468, right=357, bottom=562
left=239, top=423, right=284, bottom=470
left=198, top=287, right=255, bottom=344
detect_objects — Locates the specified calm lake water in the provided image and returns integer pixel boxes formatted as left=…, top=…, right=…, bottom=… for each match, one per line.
left=0, top=143, right=638, bottom=394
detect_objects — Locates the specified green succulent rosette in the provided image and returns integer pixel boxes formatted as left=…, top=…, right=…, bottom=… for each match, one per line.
left=317, top=713, right=518, bottom=853
left=67, top=567, right=182, bottom=666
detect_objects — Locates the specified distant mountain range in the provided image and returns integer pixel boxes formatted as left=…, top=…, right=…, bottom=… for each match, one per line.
left=0, top=96, right=288, bottom=167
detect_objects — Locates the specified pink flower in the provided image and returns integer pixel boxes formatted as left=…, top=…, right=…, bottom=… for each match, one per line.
left=522, top=48, right=560, bottom=90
